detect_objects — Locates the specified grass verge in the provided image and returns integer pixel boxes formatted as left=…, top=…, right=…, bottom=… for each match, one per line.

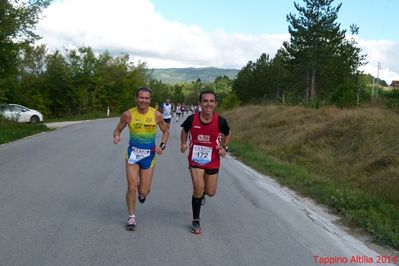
left=0, top=118, right=52, bottom=145
left=224, top=105, right=399, bottom=249
left=1, top=112, right=112, bottom=145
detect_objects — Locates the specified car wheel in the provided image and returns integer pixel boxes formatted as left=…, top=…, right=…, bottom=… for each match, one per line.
left=30, top=115, right=39, bottom=123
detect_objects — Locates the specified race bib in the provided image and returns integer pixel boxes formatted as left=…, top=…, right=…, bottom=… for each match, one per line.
left=128, top=147, right=151, bottom=164
left=191, top=145, right=212, bottom=165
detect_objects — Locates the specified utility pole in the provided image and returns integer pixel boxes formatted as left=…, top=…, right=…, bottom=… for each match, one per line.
left=376, top=62, right=381, bottom=97
left=372, top=62, right=381, bottom=98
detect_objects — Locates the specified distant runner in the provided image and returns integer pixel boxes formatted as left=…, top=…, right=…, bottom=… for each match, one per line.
left=175, top=103, right=182, bottom=122
left=161, top=99, right=172, bottom=126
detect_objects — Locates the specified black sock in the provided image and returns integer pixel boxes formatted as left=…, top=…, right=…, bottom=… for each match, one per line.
left=192, top=195, right=202, bottom=221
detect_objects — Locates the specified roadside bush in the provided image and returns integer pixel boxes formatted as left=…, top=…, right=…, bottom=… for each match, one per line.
left=220, top=93, right=240, bottom=110
left=383, top=89, right=399, bottom=110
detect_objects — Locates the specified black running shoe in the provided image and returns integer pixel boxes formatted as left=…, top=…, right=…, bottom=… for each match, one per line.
left=138, top=194, right=146, bottom=204
left=190, top=220, right=201, bottom=234
left=126, top=216, right=136, bottom=231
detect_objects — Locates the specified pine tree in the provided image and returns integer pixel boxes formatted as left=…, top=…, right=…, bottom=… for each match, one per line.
left=284, top=0, right=349, bottom=103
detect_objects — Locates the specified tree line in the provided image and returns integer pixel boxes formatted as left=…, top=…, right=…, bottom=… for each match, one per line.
left=1, top=0, right=397, bottom=118
left=2, top=43, right=236, bottom=117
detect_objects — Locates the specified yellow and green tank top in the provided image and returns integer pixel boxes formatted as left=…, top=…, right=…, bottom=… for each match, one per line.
left=128, top=107, right=157, bottom=149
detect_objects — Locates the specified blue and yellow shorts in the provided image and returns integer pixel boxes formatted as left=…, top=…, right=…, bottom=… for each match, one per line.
left=126, top=146, right=156, bottom=169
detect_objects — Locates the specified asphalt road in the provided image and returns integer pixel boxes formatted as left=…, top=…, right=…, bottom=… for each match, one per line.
left=0, top=117, right=395, bottom=266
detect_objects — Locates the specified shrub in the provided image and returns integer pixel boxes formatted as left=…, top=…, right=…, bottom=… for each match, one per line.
left=220, top=93, right=240, bottom=110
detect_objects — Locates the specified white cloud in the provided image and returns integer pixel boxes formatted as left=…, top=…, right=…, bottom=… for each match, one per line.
left=357, top=38, right=399, bottom=84
left=37, top=0, right=289, bottom=69
left=37, top=0, right=399, bottom=84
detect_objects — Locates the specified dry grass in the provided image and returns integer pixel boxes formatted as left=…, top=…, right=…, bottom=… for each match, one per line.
left=223, top=105, right=399, bottom=248
left=224, top=105, right=399, bottom=204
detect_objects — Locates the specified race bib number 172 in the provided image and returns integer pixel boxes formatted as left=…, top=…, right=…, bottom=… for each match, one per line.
left=192, top=145, right=212, bottom=165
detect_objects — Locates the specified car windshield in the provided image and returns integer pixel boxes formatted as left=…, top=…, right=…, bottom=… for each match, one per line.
left=0, top=104, right=28, bottom=112
left=12, top=105, right=25, bottom=112
left=0, top=104, right=9, bottom=112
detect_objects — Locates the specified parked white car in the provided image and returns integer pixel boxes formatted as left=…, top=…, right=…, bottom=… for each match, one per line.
left=0, top=104, right=44, bottom=123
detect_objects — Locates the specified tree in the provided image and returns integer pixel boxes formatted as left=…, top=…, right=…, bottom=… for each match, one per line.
left=94, top=51, right=116, bottom=112
left=232, top=61, right=255, bottom=103
left=67, top=46, right=98, bottom=113
left=220, top=92, right=240, bottom=110
left=233, top=53, right=275, bottom=104
left=325, top=24, right=366, bottom=106
left=17, top=44, right=49, bottom=115
left=270, top=49, right=293, bottom=103
left=283, top=0, right=347, bottom=103
left=149, top=79, right=171, bottom=107
left=213, top=75, right=232, bottom=104
left=172, top=84, right=184, bottom=103
left=43, top=50, right=71, bottom=117
left=214, top=75, right=232, bottom=93
left=253, top=53, right=273, bottom=101
left=0, top=0, right=51, bottom=101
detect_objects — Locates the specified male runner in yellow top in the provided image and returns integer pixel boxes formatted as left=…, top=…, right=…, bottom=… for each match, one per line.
left=113, top=87, right=169, bottom=231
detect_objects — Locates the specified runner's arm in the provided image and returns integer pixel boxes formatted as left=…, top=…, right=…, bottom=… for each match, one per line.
left=222, top=132, right=232, bottom=147
left=219, top=117, right=232, bottom=156
left=180, top=114, right=193, bottom=153
left=180, top=128, right=189, bottom=153
left=218, top=132, right=232, bottom=157
left=113, top=111, right=129, bottom=144
left=155, top=111, right=169, bottom=153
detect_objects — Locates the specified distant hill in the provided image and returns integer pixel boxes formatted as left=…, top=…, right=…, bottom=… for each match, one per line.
left=150, top=67, right=239, bottom=84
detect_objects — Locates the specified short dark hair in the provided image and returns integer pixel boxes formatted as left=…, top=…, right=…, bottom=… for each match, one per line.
left=136, top=87, right=152, bottom=97
left=199, top=90, right=217, bottom=102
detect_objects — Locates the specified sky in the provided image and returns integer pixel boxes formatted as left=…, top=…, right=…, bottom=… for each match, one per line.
left=36, top=0, right=399, bottom=84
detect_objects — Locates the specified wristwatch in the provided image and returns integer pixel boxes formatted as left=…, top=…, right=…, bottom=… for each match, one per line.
left=160, top=142, right=166, bottom=150
left=222, top=146, right=229, bottom=152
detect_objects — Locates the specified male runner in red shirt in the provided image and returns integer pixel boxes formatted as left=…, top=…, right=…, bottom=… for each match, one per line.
left=180, top=90, right=232, bottom=234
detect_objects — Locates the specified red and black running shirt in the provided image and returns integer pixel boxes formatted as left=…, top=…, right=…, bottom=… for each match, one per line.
left=181, top=112, right=230, bottom=169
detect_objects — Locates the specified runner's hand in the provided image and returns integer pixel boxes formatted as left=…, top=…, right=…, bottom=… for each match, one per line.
left=219, top=147, right=227, bottom=157
left=113, top=135, right=121, bottom=144
left=155, top=146, right=164, bottom=155
left=180, top=144, right=188, bottom=153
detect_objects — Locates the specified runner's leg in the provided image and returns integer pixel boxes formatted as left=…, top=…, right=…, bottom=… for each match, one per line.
left=138, top=167, right=155, bottom=198
left=126, top=163, right=140, bottom=215
left=204, top=173, right=219, bottom=197
left=189, top=167, right=205, bottom=234
left=190, top=167, right=205, bottom=198
left=190, top=167, right=206, bottom=220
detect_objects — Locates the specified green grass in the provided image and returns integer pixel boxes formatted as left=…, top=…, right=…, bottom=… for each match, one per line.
left=1, top=112, right=112, bottom=145
left=0, top=118, right=52, bottom=144
left=0, top=113, right=115, bottom=144
left=223, top=105, right=399, bottom=249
